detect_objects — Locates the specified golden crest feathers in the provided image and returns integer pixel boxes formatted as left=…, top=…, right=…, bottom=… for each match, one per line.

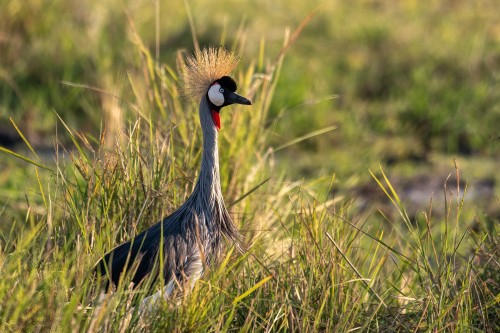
left=179, top=47, right=239, bottom=102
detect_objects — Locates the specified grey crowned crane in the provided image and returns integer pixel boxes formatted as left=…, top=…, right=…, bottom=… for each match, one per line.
left=95, top=47, right=251, bottom=306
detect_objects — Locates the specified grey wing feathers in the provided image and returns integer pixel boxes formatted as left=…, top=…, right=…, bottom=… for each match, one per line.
left=95, top=214, right=206, bottom=292
left=96, top=223, right=163, bottom=288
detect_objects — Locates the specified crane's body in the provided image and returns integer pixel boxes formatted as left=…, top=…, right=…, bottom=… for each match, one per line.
left=95, top=48, right=251, bottom=303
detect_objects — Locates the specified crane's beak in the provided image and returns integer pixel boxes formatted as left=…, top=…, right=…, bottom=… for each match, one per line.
left=226, top=91, right=252, bottom=106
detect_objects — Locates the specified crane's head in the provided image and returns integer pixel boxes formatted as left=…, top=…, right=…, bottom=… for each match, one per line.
left=180, top=47, right=252, bottom=130
left=207, top=76, right=251, bottom=129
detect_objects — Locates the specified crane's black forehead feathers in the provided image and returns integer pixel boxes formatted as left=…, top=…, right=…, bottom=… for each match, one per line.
left=215, top=76, right=237, bottom=92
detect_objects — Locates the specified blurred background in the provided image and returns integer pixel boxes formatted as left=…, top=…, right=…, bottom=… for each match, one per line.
left=1, top=0, right=499, bottom=221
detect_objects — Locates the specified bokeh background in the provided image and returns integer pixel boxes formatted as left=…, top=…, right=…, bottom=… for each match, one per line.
left=1, top=0, right=499, bottom=228
left=1, top=1, right=499, bottom=330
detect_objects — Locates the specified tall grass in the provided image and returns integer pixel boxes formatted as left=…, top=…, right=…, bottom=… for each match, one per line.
left=1, top=12, right=499, bottom=333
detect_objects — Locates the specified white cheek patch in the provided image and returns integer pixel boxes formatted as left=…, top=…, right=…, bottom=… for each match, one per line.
left=208, top=84, right=224, bottom=106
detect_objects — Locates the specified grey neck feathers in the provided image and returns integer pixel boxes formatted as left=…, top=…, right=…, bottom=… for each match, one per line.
left=198, top=96, right=222, bottom=201
left=176, top=96, right=240, bottom=248
left=196, top=96, right=239, bottom=243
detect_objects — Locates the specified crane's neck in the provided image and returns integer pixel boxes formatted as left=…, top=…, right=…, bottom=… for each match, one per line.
left=196, top=96, right=223, bottom=200
left=186, top=96, right=240, bottom=245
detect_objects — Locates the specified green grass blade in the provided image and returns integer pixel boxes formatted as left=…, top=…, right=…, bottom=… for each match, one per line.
left=229, top=177, right=270, bottom=207
left=8, top=117, right=43, bottom=164
left=274, top=126, right=336, bottom=152
left=326, top=232, right=386, bottom=307
left=232, top=275, right=272, bottom=305
left=0, top=146, right=52, bottom=171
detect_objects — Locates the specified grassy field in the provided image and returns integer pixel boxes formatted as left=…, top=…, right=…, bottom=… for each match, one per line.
left=1, top=0, right=499, bottom=331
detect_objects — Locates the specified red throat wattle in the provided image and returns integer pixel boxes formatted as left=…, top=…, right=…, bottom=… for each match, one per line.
left=211, top=109, right=221, bottom=130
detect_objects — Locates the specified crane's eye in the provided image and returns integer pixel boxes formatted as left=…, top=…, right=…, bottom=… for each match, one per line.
left=208, top=84, right=224, bottom=106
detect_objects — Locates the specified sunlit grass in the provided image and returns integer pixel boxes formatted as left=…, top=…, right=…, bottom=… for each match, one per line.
left=0, top=1, right=499, bottom=331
